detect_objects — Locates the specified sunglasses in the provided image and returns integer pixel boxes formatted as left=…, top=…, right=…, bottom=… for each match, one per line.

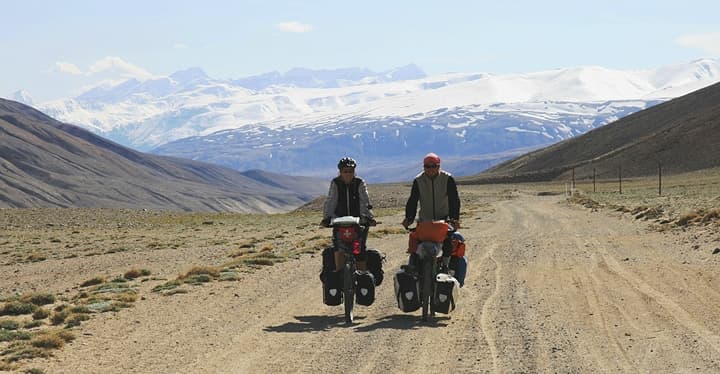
left=423, top=164, right=439, bottom=169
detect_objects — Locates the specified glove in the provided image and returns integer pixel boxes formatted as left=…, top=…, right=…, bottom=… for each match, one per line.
left=320, top=217, right=331, bottom=227
left=402, top=218, right=413, bottom=229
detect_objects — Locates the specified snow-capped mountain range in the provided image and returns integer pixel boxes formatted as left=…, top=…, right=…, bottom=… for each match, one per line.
left=34, top=58, right=720, bottom=182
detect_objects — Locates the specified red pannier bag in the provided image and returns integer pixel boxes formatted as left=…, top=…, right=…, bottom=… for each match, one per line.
left=407, top=221, right=449, bottom=253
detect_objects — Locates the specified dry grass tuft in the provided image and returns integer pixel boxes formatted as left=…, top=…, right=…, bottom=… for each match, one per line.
left=0, top=362, right=17, bottom=370
left=49, top=309, right=70, bottom=326
left=32, top=308, right=50, bottom=321
left=26, top=253, right=46, bottom=263
left=677, top=211, right=701, bottom=227
left=79, top=276, right=105, bottom=288
left=30, top=334, right=65, bottom=349
left=370, top=227, right=407, bottom=237
left=180, top=266, right=220, bottom=279
left=21, top=292, right=56, bottom=306
left=229, top=248, right=256, bottom=258
left=568, top=195, right=602, bottom=209
left=123, top=268, right=151, bottom=280
left=701, top=208, right=720, bottom=223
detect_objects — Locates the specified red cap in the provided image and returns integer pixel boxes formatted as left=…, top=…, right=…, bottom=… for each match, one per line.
left=423, top=152, right=440, bottom=165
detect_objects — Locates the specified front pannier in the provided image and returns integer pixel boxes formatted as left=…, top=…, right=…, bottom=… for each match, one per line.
left=394, top=269, right=420, bottom=312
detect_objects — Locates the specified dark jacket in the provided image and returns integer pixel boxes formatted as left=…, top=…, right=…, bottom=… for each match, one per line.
left=405, top=170, right=460, bottom=222
left=323, top=176, right=373, bottom=219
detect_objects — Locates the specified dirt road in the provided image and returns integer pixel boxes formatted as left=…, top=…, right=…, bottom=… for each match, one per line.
left=33, top=193, right=720, bottom=373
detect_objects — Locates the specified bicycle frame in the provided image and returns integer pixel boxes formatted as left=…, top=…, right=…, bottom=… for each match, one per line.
left=330, top=216, right=370, bottom=324
left=417, top=241, right=443, bottom=321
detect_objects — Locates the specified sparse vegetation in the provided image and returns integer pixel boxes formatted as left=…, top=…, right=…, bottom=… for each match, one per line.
left=79, top=276, right=105, bottom=287
left=0, top=301, right=37, bottom=316
left=0, top=319, right=20, bottom=330
left=123, top=268, right=151, bottom=280
left=21, top=293, right=55, bottom=306
left=31, top=308, right=50, bottom=321
left=0, top=179, right=717, bottom=369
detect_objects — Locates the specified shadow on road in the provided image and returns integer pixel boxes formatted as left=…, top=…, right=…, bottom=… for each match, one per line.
left=263, top=315, right=367, bottom=333
left=353, top=314, right=450, bottom=332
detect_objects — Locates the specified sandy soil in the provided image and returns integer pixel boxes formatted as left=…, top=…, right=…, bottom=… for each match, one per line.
left=4, top=190, right=720, bottom=373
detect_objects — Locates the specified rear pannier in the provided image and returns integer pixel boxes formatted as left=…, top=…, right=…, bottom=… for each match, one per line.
left=355, top=271, right=376, bottom=306
left=322, top=269, right=343, bottom=306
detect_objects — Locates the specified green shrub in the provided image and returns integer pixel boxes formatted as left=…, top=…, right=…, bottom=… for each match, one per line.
left=0, top=319, right=20, bottom=330
left=0, top=301, right=37, bottom=316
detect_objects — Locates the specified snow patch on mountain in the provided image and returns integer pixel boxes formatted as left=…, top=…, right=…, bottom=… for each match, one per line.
left=31, top=59, right=720, bottom=180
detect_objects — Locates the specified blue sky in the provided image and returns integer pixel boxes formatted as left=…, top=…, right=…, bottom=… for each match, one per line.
left=2, top=0, right=719, bottom=102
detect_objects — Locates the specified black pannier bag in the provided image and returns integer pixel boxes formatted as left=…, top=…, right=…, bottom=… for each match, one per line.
left=366, top=248, right=384, bottom=286
left=433, top=273, right=459, bottom=314
left=322, top=269, right=343, bottom=306
left=319, top=247, right=334, bottom=283
left=355, top=271, right=376, bottom=306
left=394, top=269, right=420, bottom=312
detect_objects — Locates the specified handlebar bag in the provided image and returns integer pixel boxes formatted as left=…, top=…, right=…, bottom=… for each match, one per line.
left=416, top=221, right=449, bottom=242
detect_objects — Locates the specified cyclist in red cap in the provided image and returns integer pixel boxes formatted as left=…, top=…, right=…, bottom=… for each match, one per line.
left=402, top=152, right=461, bottom=270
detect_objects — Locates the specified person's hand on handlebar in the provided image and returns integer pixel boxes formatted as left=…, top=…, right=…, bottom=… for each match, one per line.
left=320, top=217, right=331, bottom=227
left=362, top=217, right=378, bottom=226
left=401, top=218, right=413, bottom=230
left=449, top=218, right=461, bottom=230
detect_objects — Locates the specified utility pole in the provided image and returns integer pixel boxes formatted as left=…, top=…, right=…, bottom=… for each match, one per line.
left=658, top=162, right=662, bottom=196
left=593, top=168, right=596, bottom=193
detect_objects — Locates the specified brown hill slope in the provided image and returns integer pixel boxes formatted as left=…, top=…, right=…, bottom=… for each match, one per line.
left=464, top=81, right=720, bottom=183
left=0, top=99, right=323, bottom=212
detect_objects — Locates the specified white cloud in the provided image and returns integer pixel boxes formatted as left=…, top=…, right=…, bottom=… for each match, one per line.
left=277, top=21, right=313, bottom=33
left=54, top=62, right=83, bottom=75
left=50, top=57, right=155, bottom=80
left=87, top=56, right=154, bottom=80
left=675, top=32, right=720, bottom=55
left=174, top=43, right=189, bottom=49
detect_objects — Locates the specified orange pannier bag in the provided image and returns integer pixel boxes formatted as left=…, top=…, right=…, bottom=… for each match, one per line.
left=416, top=221, right=449, bottom=242
left=407, top=221, right=449, bottom=253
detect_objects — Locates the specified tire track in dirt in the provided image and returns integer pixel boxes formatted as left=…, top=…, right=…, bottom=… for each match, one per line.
left=476, top=198, right=541, bottom=373
left=599, top=250, right=720, bottom=355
